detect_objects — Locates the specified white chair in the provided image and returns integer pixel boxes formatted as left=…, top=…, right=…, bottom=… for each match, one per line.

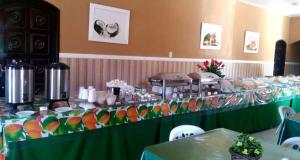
left=278, top=106, right=296, bottom=121
left=276, top=106, right=296, bottom=134
left=282, top=137, right=300, bottom=151
left=169, top=125, right=205, bottom=141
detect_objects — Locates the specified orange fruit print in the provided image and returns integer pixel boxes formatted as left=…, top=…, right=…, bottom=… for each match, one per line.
left=197, top=100, right=203, bottom=109
left=24, top=120, right=42, bottom=139
left=68, top=117, right=81, bottom=125
left=140, top=108, right=148, bottom=118
left=161, top=103, right=170, bottom=116
left=5, top=124, right=23, bottom=141
left=152, top=105, right=161, bottom=115
left=82, top=113, right=97, bottom=130
left=189, top=98, right=196, bottom=112
left=181, top=102, right=189, bottom=110
left=24, top=120, right=42, bottom=133
left=99, top=114, right=110, bottom=124
left=171, top=104, right=178, bottom=113
left=45, top=121, right=60, bottom=132
left=127, top=106, right=138, bottom=122
left=116, top=110, right=126, bottom=117
left=116, top=110, right=127, bottom=120
left=212, top=98, right=219, bottom=109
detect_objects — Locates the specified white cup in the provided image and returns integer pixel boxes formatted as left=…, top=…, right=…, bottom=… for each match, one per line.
left=81, top=89, right=89, bottom=100
left=88, top=89, right=97, bottom=102
left=78, top=86, right=85, bottom=99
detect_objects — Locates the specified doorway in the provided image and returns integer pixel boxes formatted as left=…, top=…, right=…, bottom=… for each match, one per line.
left=273, top=40, right=287, bottom=76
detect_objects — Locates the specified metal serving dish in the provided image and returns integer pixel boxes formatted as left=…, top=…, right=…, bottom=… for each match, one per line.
left=149, top=72, right=192, bottom=99
left=188, top=72, right=221, bottom=96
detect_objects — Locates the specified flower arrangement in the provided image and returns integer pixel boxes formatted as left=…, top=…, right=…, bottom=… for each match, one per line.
left=196, top=59, right=224, bottom=77
left=230, top=133, right=263, bottom=160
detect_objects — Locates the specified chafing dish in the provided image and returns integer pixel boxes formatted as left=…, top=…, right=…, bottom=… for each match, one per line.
left=188, top=72, right=221, bottom=96
left=149, top=72, right=192, bottom=99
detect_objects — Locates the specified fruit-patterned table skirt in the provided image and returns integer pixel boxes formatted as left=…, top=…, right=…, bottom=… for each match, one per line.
left=1, top=84, right=300, bottom=160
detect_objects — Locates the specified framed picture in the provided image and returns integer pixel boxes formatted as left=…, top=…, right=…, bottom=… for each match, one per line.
left=244, top=31, right=260, bottom=53
left=200, top=23, right=222, bottom=50
left=88, top=3, right=130, bottom=44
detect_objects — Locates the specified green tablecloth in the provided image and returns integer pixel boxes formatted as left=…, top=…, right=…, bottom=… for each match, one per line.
left=6, top=100, right=286, bottom=160
left=278, top=112, right=300, bottom=144
left=142, top=128, right=300, bottom=160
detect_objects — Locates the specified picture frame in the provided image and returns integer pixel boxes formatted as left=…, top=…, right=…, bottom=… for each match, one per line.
left=200, top=23, right=222, bottom=50
left=244, top=31, right=260, bottom=53
left=88, top=3, right=130, bottom=44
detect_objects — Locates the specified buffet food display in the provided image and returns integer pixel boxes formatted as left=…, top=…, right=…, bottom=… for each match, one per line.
left=0, top=75, right=300, bottom=158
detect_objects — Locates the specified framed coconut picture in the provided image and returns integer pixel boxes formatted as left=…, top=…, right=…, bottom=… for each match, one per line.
left=88, top=3, right=130, bottom=44
left=200, top=23, right=222, bottom=50
left=244, top=31, right=260, bottom=53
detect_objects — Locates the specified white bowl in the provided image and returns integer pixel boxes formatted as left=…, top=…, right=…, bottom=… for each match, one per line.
left=16, top=111, right=35, bottom=118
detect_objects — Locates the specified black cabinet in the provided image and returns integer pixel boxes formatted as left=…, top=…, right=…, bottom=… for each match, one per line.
left=0, top=0, right=60, bottom=96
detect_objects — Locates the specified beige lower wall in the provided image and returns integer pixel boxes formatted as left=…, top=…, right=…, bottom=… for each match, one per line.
left=60, top=54, right=300, bottom=96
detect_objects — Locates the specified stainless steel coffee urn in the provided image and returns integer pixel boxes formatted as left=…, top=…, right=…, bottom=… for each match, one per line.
left=45, top=62, right=70, bottom=108
left=5, top=60, right=34, bottom=110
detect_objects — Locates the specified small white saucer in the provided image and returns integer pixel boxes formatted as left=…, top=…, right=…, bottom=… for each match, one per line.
left=16, top=111, right=35, bottom=118
left=79, top=103, right=95, bottom=110
left=55, top=107, right=72, bottom=113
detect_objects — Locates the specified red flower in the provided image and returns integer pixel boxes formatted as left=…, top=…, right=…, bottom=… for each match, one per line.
left=196, top=59, right=224, bottom=74
left=204, top=60, right=209, bottom=67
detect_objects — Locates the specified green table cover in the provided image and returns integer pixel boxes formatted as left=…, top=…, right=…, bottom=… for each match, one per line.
left=278, top=112, right=300, bottom=144
left=142, top=128, right=300, bottom=160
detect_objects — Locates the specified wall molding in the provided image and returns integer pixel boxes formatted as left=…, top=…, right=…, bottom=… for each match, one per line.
left=60, top=52, right=300, bottom=65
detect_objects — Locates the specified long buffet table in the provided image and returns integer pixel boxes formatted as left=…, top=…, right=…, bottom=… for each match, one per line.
left=1, top=83, right=300, bottom=160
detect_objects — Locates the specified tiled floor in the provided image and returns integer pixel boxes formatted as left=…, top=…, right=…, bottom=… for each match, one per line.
left=251, top=127, right=278, bottom=145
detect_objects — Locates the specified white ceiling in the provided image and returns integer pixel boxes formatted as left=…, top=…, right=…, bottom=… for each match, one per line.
left=240, top=0, right=300, bottom=17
